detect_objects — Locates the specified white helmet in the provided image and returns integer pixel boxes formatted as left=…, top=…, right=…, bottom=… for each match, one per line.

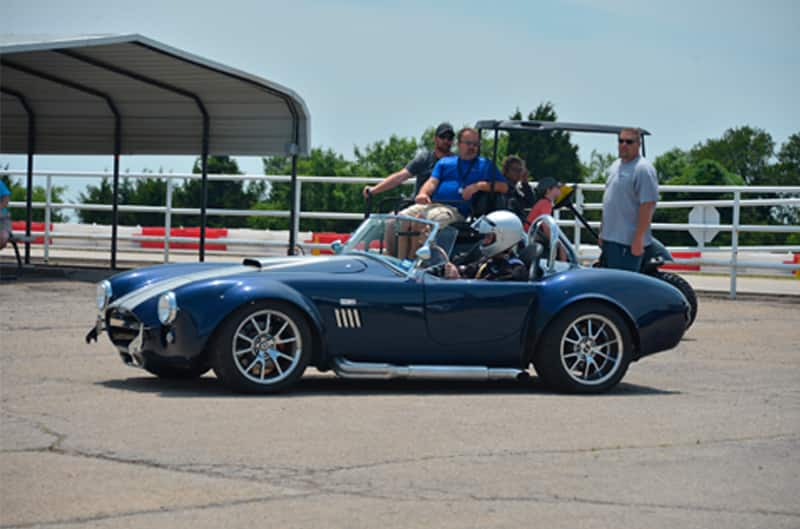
left=471, top=210, right=525, bottom=257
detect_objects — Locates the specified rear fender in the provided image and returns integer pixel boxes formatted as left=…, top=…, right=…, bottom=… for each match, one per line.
left=525, top=293, right=641, bottom=364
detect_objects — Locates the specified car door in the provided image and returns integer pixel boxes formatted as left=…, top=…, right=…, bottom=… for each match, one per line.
left=422, top=274, right=536, bottom=365
left=313, top=272, right=430, bottom=364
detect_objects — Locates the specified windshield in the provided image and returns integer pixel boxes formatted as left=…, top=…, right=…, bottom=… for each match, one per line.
left=341, top=215, right=458, bottom=274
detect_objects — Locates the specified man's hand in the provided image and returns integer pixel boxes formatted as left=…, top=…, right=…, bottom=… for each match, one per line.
left=415, top=193, right=431, bottom=205
left=462, top=183, right=481, bottom=200
left=631, top=237, right=644, bottom=257
left=362, top=186, right=375, bottom=199
left=444, top=262, right=460, bottom=279
left=597, top=235, right=603, bottom=247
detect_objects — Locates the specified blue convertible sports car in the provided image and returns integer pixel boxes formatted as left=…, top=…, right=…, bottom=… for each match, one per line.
left=86, top=214, right=690, bottom=393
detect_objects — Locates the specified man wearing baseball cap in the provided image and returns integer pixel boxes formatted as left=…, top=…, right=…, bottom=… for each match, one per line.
left=362, top=122, right=455, bottom=199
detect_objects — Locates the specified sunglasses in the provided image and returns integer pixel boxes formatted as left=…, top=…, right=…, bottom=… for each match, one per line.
left=618, top=138, right=637, bottom=145
left=459, top=140, right=480, bottom=147
left=438, top=134, right=454, bottom=141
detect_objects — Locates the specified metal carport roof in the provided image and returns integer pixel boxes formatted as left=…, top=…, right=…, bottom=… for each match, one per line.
left=0, top=34, right=311, bottom=266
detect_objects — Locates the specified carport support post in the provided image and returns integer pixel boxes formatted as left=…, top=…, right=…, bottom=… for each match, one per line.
left=24, top=106, right=34, bottom=264
left=288, top=152, right=299, bottom=255
left=730, top=191, right=741, bottom=299
left=198, top=113, right=210, bottom=262
left=1, top=87, right=35, bottom=263
left=111, top=130, right=121, bottom=269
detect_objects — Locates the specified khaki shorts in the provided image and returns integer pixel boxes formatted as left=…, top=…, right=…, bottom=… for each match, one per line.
left=399, top=203, right=463, bottom=226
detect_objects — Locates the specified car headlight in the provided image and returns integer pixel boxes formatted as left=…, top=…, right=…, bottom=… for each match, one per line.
left=157, top=291, right=178, bottom=325
left=96, top=280, right=112, bottom=311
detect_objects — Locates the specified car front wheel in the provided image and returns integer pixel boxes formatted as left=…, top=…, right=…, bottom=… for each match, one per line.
left=211, top=301, right=311, bottom=393
left=533, top=302, right=632, bottom=393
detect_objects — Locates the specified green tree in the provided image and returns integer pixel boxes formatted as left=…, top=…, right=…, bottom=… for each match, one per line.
left=689, top=126, right=774, bottom=185
left=77, top=172, right=168, bottom=226
left=653, top=160, right=744, bottom=246
left=582, top=149, right=616, bottom=184
left=769, top=133, right=800, bottom=225
left=654, top=148, right=690, bottom=184
left=1, top=173, right=65, bottom=223
left=506, top=103, right=583, bottom=183
left=250, top=148, right=360, bottom=232
left=173, top=156, right=265, bottom=228
left=352, top=135, right=419, bottom=177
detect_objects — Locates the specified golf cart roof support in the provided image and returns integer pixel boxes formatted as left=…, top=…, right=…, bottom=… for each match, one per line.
left=477, top=118, right=651, bottom=168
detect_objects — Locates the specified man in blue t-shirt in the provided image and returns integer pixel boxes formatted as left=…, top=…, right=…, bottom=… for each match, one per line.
left=393, top=127, right=508, bottom=259
left=0, top=179, right=12, bottom=250
left=408, top=127, right=508, bottom=219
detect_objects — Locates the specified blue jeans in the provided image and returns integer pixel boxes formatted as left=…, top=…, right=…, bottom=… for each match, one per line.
left=601, top=241, right=643, bottom=272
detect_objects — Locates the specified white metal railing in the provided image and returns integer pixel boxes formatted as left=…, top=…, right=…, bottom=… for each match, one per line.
left=4, top=170, right=800, bottom=298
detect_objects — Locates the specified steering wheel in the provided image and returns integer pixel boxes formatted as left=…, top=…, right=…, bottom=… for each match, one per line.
left=424, top=244, right=453, bottom=277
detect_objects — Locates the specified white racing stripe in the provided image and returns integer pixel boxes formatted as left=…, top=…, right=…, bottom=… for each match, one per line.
left=111, top=256, right=336, bottom=312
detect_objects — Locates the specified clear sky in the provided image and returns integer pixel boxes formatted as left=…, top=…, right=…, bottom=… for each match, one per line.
left=1, top=0, right=798, bottom=200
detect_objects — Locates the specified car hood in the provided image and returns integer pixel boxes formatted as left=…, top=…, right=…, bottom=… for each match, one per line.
left=107, top=255, right=369, bottom=312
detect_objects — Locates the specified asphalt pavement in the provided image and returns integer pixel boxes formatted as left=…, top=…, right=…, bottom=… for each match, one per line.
left=1, top=275, right=798, bottom=528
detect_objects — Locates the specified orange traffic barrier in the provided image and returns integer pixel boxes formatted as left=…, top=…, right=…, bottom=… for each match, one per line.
left=11, top=221, right=53, bottom=244
left=305, top=232, right=350, bottom=255
left=661, top=251, right=701, bottom=272
left=139, top=227, right=228, bottom=251
left=783, top=253, right=800, bottom=278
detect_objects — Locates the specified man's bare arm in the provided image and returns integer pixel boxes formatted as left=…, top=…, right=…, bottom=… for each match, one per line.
left=631, top=201, right=656, bottom=256
left=363, top=168, right=413, bottom=198
left=415, top=177, right=439, bottom=204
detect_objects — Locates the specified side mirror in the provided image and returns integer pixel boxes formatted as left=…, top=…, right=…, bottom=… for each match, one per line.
left=415, top=245, right=432, bottom=261
left=331, top=240, right=343, bottom=254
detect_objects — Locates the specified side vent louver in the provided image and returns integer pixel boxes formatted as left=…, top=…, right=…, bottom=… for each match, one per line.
left=334, top=308, right=362, bottom=328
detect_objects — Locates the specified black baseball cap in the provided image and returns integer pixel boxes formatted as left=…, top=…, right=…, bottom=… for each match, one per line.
left=535, top=177, right=561, bottom=196
left=435, top=122, right=454, bottom=138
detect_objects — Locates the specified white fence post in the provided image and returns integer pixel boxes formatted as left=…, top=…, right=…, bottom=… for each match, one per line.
left=44, top=174, right=52, bottom=263
left=164, top=178, right=174, bottom=263
left=730, top=191, right=741, bottom=299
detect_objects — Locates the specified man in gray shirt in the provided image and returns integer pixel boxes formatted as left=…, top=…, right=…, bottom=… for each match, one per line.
left=599, top=127, right=659, bottom=272
left=362, top=122, right=455, bottom=199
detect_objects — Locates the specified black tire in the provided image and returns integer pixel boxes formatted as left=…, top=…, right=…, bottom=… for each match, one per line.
left=210, top=300, right=311, bottom=394
left=144, top=361, right=210, bottom=380
left=532, top=301, right=633, bottom=393
left=655, top=271, right=698, bottom=329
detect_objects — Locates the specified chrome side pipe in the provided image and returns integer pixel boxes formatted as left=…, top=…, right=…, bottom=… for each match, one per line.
left=332, top=358, right=523, bottom=381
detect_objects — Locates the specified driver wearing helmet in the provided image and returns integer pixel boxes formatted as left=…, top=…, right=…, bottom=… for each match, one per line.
left=444, top=210, right=528, bottom=281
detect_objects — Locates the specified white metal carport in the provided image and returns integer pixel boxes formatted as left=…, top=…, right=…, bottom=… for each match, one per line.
left=1, top=34, right=310, bottom=266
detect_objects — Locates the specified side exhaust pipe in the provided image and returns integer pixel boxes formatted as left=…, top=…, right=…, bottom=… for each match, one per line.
left=332, top=357, right=523, bottom=381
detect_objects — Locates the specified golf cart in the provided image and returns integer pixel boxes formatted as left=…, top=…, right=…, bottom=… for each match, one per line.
left=476, top=119, right=698, bottom=329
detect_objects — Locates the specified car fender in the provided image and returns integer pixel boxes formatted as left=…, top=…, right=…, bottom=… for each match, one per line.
left=172, top=278, right=326, bottom=354
left=526, top=292, right=640, bottom=361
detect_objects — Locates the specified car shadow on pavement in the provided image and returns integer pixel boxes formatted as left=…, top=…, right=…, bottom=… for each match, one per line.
left=97, top=375, right=680, bottom=398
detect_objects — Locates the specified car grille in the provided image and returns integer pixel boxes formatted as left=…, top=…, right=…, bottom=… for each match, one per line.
left=106, top=308, right=142, bottom=352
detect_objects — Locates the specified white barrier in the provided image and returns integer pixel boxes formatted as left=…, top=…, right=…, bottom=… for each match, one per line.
left=4, top=170, right=800, bottom=298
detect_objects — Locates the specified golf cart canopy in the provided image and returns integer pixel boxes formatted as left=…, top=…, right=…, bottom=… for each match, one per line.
left=475, top=120, right=650, bottom=136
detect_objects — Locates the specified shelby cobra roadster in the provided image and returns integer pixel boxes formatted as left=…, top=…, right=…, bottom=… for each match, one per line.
left=86, top=214, right=690, bottom=393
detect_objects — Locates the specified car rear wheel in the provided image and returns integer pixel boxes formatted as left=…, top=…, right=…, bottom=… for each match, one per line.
left=211, top=301, right=311, bottom=393
left=533, top=302, right=632, bottom=393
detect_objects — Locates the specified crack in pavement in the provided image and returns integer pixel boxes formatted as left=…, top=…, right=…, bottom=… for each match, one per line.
left=0, top=491, right=322, bottom=529
left=3, top=412, right=798, bottom=526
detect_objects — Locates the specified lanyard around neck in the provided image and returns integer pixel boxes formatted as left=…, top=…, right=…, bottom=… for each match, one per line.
left=457, top=157, right=478, bottom=183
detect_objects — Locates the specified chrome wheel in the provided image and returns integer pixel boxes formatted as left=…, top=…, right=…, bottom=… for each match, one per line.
left=560, top=313, right=623, bottom=386
left=231, top=309, right=303, bottom=385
